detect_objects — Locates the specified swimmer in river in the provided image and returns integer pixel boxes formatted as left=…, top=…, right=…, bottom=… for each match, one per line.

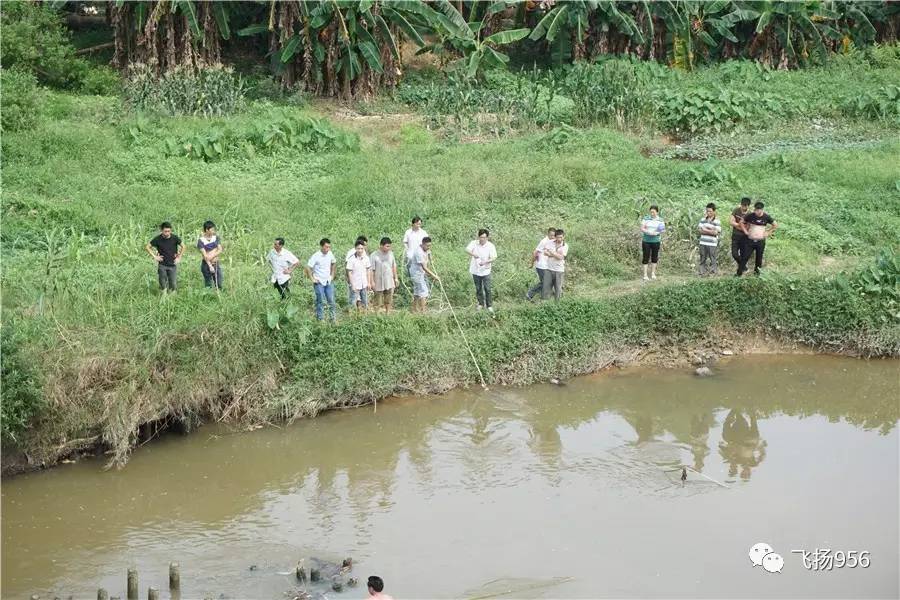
left=367, top=575, right=394, bottom=600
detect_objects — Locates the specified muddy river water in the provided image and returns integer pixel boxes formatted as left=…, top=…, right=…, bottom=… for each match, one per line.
left=2, top=355, right=898, bottom=599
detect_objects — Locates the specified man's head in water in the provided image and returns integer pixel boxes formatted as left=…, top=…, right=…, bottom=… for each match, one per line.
left=753, top=201, right=765, bottom=216
left=367, top=575, right=384, bottom=595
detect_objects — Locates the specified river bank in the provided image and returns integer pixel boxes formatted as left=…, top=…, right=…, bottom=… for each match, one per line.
left=3, top=269, right=897, bottom=477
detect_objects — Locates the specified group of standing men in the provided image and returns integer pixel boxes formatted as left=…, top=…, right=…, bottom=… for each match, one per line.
left=145, top=197, right=776, bottom=321
left=636, top=197, right=778, bottom=279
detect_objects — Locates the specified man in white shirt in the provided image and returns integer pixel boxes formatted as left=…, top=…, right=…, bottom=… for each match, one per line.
left=466, top=228, right=497, bottom=312
left=304, top=238, right=337, bottom=321
left=526, top=227, right=555, bottom=301
left=346, top=240, right=372, bottom=311
left=541, top=228, right=568, bottom=301
left=402, top=216, right=428, bottom=277
left=267, top=237, right=299, bottom=299
left=345, top=235, right=368, bottom=305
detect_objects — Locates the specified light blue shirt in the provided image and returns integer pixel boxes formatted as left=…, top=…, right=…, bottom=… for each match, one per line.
left=307, top=250, right=336, bottom=284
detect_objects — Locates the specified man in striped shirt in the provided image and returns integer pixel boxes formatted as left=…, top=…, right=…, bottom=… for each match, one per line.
left=698, top=203, right=722, bottom=277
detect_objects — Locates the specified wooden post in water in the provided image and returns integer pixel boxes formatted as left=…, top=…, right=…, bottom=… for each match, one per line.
left=98, top=589, right=109, bottom=600
left=148, top=587, right=159, bottom=600
left=169, top=563, right=180, bottom=594
left=127, top=569, right=139, bottom=600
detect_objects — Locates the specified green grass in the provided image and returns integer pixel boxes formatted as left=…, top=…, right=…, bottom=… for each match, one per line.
left=2, top=60, right=899, bottom=467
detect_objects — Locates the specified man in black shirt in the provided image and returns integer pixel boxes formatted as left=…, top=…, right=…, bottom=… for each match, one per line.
left=736, top=202, right=777, bottom=276
left=146, top=221, right=184, bottom=292
left=729, top=196, right=751, bottom=267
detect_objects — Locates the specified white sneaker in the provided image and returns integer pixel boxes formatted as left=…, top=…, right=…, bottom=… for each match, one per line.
left=651, top=273, right=657, bottom=280
left=642, top=275, right=650, bottom=281
left=488, top=307, right=495, bottom=314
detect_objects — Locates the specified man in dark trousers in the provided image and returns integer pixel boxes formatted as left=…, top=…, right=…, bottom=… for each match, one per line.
left=737, top=201, right=778, bottom=276
left=729, top=196, right=751, bottom=269
left=146, top=221, right=184, bottom=292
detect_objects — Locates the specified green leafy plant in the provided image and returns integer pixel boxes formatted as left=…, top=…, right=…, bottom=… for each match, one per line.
left=124, top=63, right=245, bottom=117
left=0, top=0, right=88, bottom=89
left=0, top=67, right=43, bottom=132
left=843, top=84, right=900, bottom=122
left=655, top=86, right=783, bottom=135
left=1, top=324, right=44, bottom=444
left=687, top=158, right=739, bottom=185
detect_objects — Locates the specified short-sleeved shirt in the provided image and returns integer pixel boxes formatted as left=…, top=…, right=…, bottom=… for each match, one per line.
left=197, top=235, right=220, bottom=261
left=403, top=228, right=428, bottom=261
left=698, top=217, right=722, bottom=247
left=409, top=246, right=430, bottom=278
left=346, top=247, right=367, bottom=261
left=370, top=250, right=397, bottom=292
left=534, top=236, right=554, bottom=270
left=346, top=253, right=371, bottom=290
left=641, top=216, right=664, bottom=243
left=267, top=248, right=299, bottom=284
left=731, top=207, right=749, bottom=237
left=307, top=250, right=336, bottom=284
left=546, top=242, right=568, bottom=273
left=743, top=212, right=774, bottom=240
left=467, top=240, right=497, bottom=276
left=150, top=234, right=182, bottom=266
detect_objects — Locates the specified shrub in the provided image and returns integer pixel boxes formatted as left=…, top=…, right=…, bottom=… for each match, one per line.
left=0, top=67, right=42, bottom=131
left=0, top=0, right=87, bottom=89
left=843, top=85, right=900, bottom=122
left=125, top=63, right=245, bottom=117
left=163, top=113, right=359, bottom=161
left=1, top=324, right=43, bottom=444
left=655, top=87, right=783, bottom=136
left=80, top=65, right=122, bottom=96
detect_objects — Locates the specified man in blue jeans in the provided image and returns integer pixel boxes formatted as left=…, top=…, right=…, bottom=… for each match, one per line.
left=304, top=238, right=337, bottom=321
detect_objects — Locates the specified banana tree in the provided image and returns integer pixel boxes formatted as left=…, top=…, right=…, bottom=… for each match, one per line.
left=111, top=0, right=229, bottom=74
left=529, top=1, right=642, bottom=62
left=439, top=1, right=529, bottom=78
left=726, top=1, right=842, bottom=67
left=238, top=0, right=448, bottom=99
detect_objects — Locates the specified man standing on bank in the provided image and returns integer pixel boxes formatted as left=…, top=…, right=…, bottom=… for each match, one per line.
left=402, top=216, right=429, bottom=278
left=697, top=203, right=722, bottom=277
left=737, top=202, right=778, bottom=276
left=370, top=237, right=398, bottom=313
left=346, top=239, right=372, bottom=312
left=267, top=237, right=299, bottom=299
left=467, top=228, right=497, bottom=312
left=197, top=220, right=224, bottom=290
left=410, top=236, right=439, bottom=313
left=305, top=238, right=338, bottom=321
left=526, top=227, right=555, bottom=301
left=541, top=228, right=568, bottom=301
left=146, top=221, right=184, bottom=293
left=730, top=196, right=752, bottom=268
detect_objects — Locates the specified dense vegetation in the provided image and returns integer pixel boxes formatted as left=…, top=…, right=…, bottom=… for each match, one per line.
left=1, top=1, right=898, bottom=470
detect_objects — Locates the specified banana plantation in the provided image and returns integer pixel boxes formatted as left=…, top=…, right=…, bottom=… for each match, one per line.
left=94, top=1, right=900, bottom=98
